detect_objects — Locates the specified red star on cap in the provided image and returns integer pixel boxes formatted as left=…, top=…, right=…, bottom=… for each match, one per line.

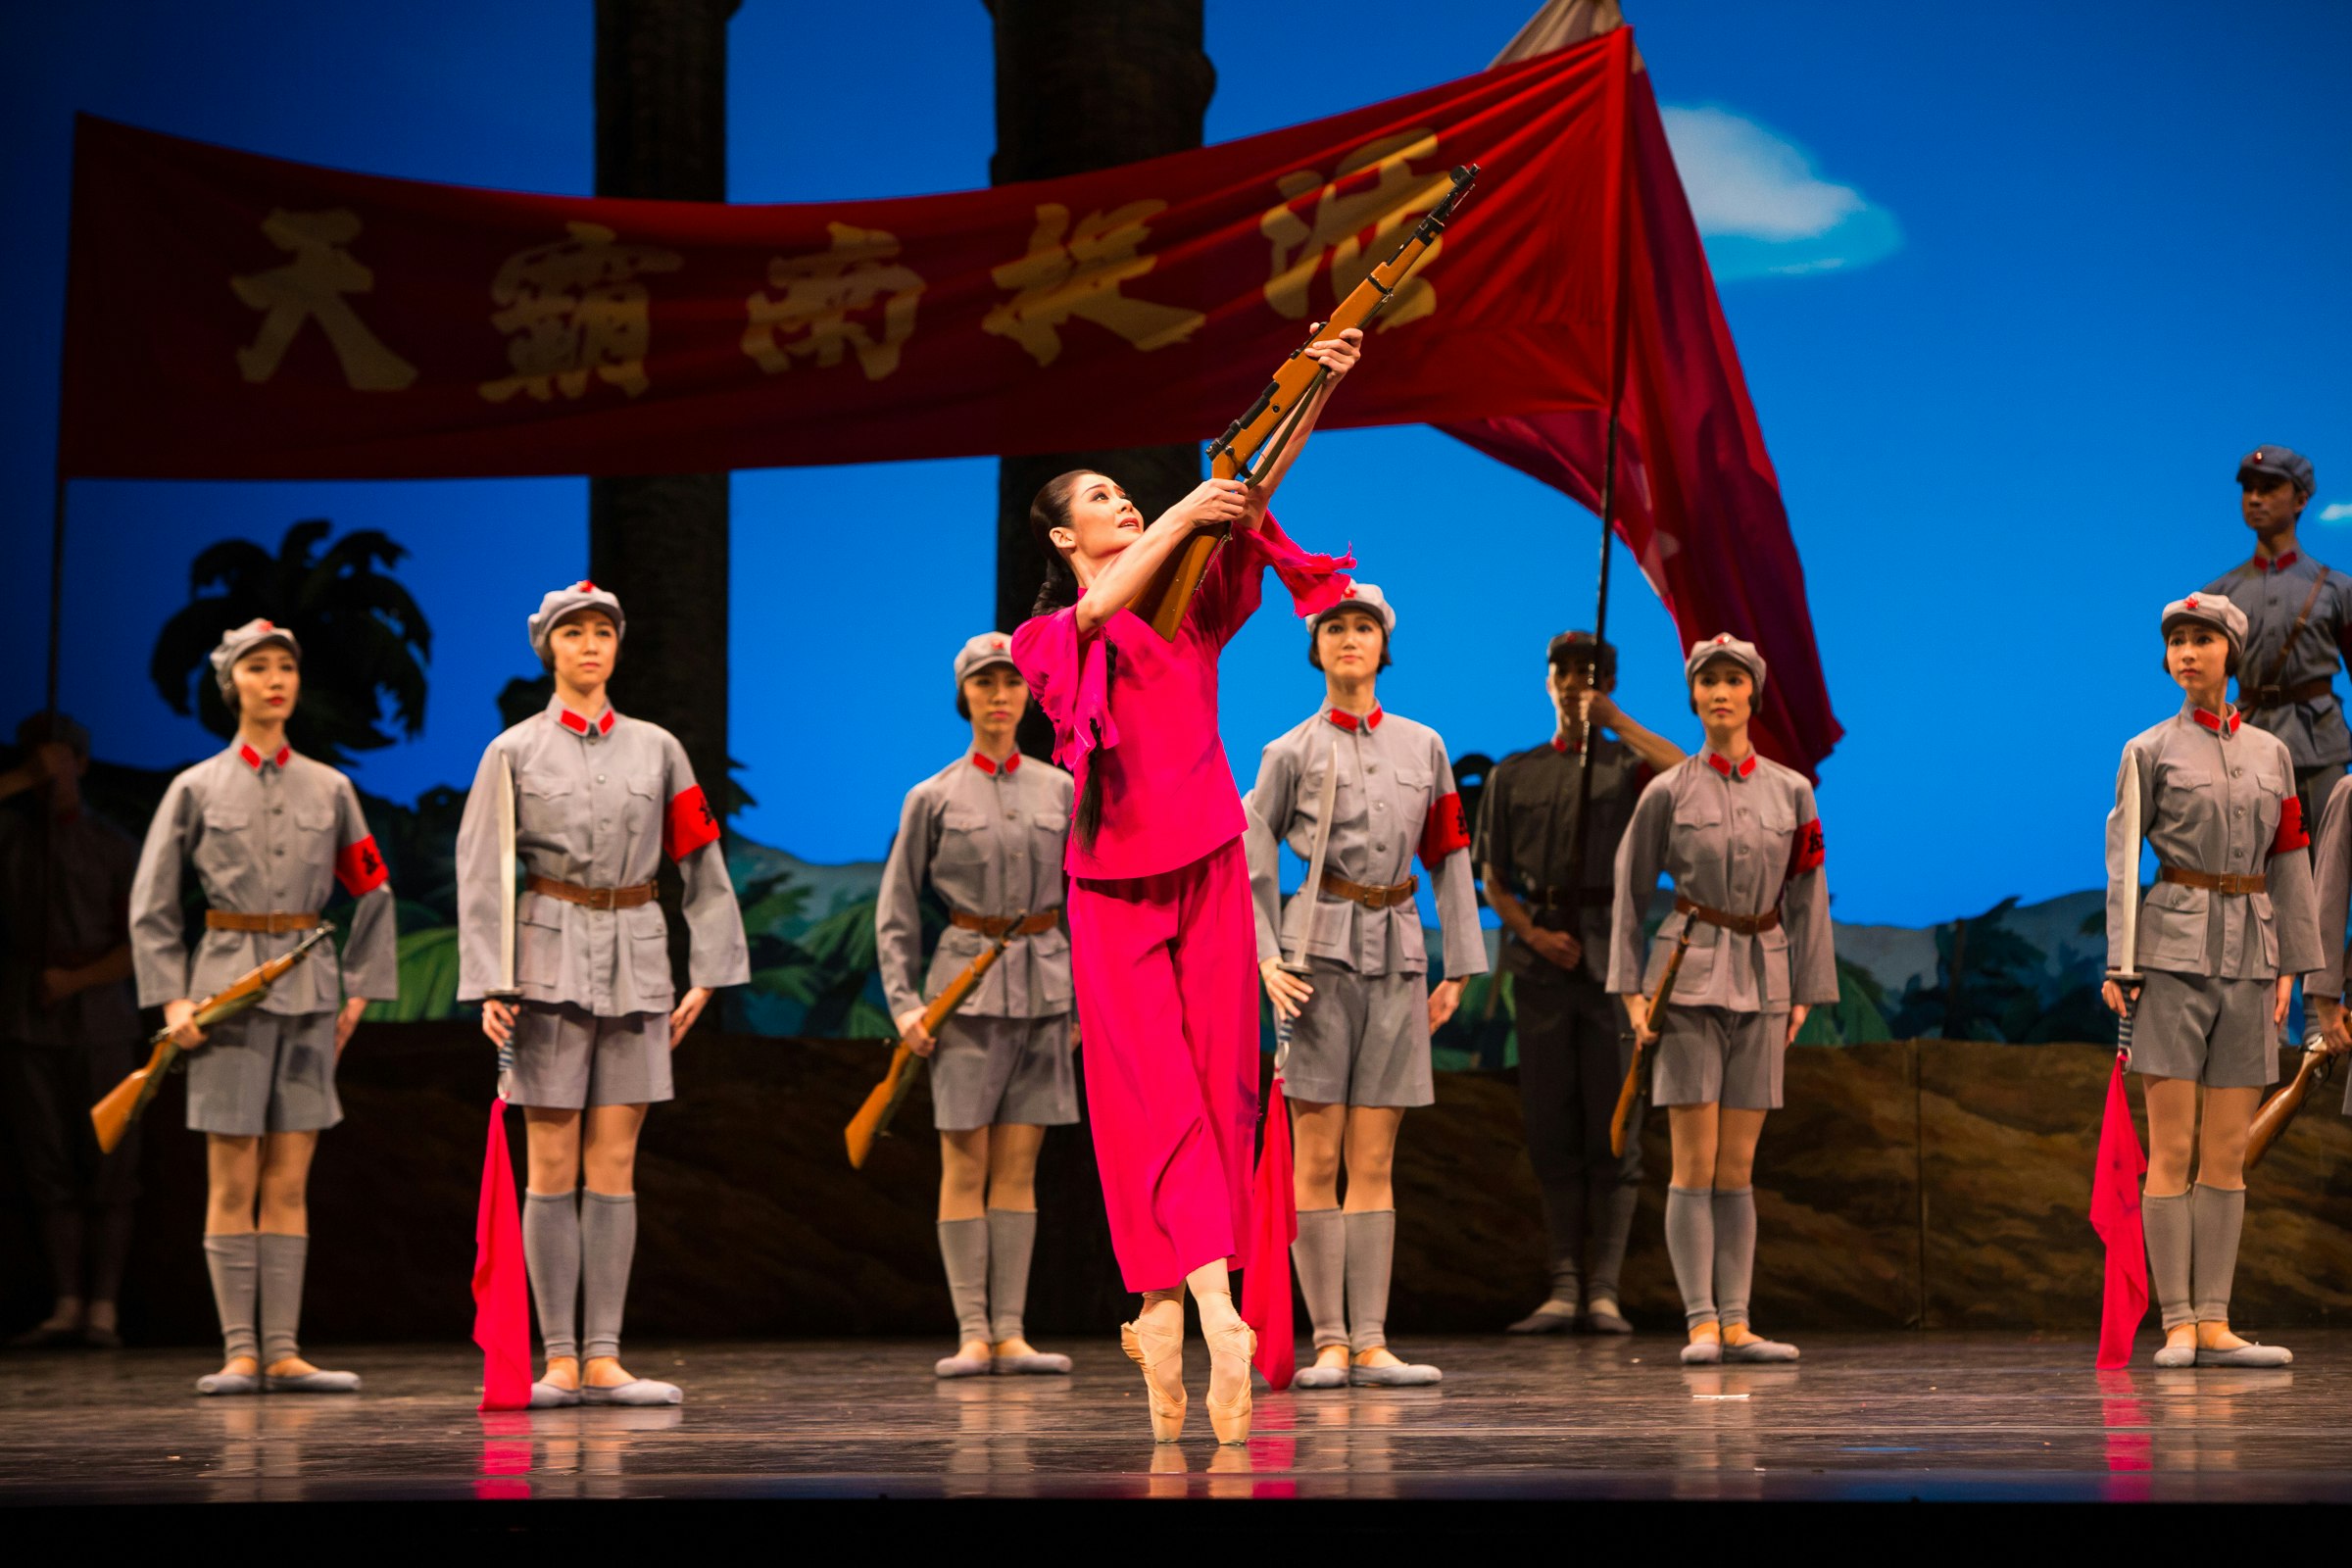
left=257, top=618, right=273, bottom=630
left=574, top=580, right=595, bottom=592
left=2185, top=597, right=2199, bottom=610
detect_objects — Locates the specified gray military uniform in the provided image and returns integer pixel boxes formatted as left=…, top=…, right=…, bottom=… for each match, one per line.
left=2109, top=702, right=2323, bottom=1088
left=1608, top=752, right=1837, bottom=1110
left=2300, top=772, right=2352, bottom=1113
left=455, top=699, right=749, bottom=1109
left=1244, top=707, right=1485, bottom=1107
left=875, top=751, right=1076, bottom=1132
left=2204, top=553, right=2352, bottom=786
left=130, top=745, right=398, bottom=1135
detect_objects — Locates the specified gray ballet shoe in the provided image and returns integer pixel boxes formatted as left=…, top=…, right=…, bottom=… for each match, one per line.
left=581, top=1378, right=682, bottom=1406
left=933, top=1351, right=992, bottom=1379
left=1290, top=1362, right=1349, bottom=1390
left=265, top=1369, right=362, bottom=1393
left=1679, top=1339, right=1723, bottom=1365
left=528, top=1380, right=582, bottom=1408
left=1583, top=1302, right=1634, bottom=1336
left=1721, top=1335, right=1799, bottom=1363
left=990, top=1351, right=1073, bottom=1376
left=2195, top=1342, right=2292, bottom=1367
left=1349, top=1358, right=1442, bottom=1387
left=1505, top=1299, right=1580, bottom=1335
left=2152, top=1343, right=2197, bottom=1368
left=195, top=1370, right=260, bottom=1396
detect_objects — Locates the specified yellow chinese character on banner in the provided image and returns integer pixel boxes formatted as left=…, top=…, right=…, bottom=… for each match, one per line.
left=229, top=209, right=417, bottom=391
left=984, top=201, right=1202, bottom=368
left=742, top=221, right=923, bottom=381
left=1262, top=130, right=1449, bottom=330
left=478, top=221, right=683, bottom=404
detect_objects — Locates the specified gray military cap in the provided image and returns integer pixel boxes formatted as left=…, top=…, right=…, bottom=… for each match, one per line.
left=2238, top=445, right=2315, bottom=494
left=528, top=581, right=626, bottom=668
left=954, top=631, right=1019, bottom=684
left=1686, top=632, right=1767, bottom=692
left=1548, top=629, right=1617, bottom=681
left=210, top=618, right=302, bottom=700
left=2161, top=591, right=2249, bottom=660
left=1310, top=580, right=1395, bottom=634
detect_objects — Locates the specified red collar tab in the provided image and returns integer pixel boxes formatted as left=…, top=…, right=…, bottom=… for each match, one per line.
left=558, top=706, right=615, bottom=737
left=2254, top=552, right=2300, bottom=573
left=971, top=751, right=1021, bottom=775
left=2192, top=707, right=2242, bottom=736
left=1327, top=706, right=1384, bottom=732
left=237, top=743, right=291, bottom=771
left=1705, top=751, right=1757, bottom=780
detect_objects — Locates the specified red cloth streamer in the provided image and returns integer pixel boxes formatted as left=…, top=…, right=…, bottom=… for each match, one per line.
left=472, top=1097, right=532, bottom=1412
left=2089, top=1053, right=2149, bottom=1369
left=1241, top=1073, right=1298, bottom=1392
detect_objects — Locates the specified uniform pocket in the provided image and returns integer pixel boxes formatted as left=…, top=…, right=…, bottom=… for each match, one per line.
left=517, top=775, right=574, bottom=838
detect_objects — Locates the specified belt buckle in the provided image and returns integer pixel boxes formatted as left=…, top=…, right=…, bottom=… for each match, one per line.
left=592, top=888, right=617, bottom=911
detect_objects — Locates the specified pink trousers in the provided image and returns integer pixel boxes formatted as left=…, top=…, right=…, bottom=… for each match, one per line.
left=1067, top=839, right=1260, bottom=1293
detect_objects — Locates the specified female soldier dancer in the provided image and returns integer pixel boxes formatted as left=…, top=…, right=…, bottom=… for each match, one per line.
left=1608, top=635, right=1835, bottom=1365
left=2103, top=593, right=2317, bottom=1367
left=1247, top=582, right=1485, bottom=1388
left=876, top=632, right=1077, bottom=1379
left=456, top=583, right=749, bottom=1407
left=1011, top=327, right=1363, bottom=1445
left=130, top=619, right=398, bottom=1395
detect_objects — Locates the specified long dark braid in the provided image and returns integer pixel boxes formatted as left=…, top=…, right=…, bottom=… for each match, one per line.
left=1028, top=470, right=1109, bottom=846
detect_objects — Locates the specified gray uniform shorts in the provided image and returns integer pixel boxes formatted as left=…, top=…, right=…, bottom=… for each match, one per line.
left=2129, top=969, right=2278, bottom=1090
left=1651, top=1005, right=1786, bottom=1111
left=1281, top=959, right=1434, bottom=1109
left=186, top=1009, right=343, bottom=1137
left=509, top=1003, right=673, bottom=1110
left=930, top=1013, right=1077, bottom=1132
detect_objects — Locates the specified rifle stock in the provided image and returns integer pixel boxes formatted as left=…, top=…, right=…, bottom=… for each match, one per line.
left=2246, top=1045, right=2336, bottom=1171
left=1137, top=165, right=1478, bottom=641
left=845, top=915, right=1032, bottom=1168
left=1610, top=926, right=1693, bottom=1159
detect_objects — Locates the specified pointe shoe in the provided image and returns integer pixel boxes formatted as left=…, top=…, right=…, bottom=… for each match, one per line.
left=1121, top=1317, right=1186, bottom=1444
left=2152, top=1340, right=2198, bottom=1368
left=581, top=1378, right=681, bottom=1406
left=1720, top=1332, right=1799, bottom=1364
left=2195, top=1342, right=2291, bottom=1367
left=1201, top=1317, right=1256, bottom=1446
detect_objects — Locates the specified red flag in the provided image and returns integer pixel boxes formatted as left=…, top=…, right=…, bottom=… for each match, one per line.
left=2089, top=1054, right=2149, bottom=1369
left=1241, top=1075, right=1298, bottom=1392
left=472, top=1098, right=532, bottom=1411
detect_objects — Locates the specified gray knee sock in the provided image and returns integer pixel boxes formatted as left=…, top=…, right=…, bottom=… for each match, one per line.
left=1345, top=1209, right=1397, bottom=1353
left=580, top=1191, right=637, bottom=1361
left=1588, top=1175, right=1639, bottom=1303
left=1538, top=1181, right=1588, bottom=1303
left=1665, top=1186, right=1717, bottom=1326
left=257, top=1233, right=308, bottom=1365
left=2142, top=1190, right=2194, bottom=1329
left=203, top=1233, right=260, bottom=1361
left=1711, top=1187, right=1757, bottom=1327
left=985, top=1208, right=1035, bottom=1344
left=1293, top=1207, right=1348, bottom=1348
left=2190, top=1184, right=2247, bottom=1324
left=524, top=1190, right=581, bottom=1361
left=937, top=1216, right=992, bottom=1345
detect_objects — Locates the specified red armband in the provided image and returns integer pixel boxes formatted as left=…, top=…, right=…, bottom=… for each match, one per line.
left=1418, top=791, right=1471, bottom=868
left=664, top=784, right=720, bottom=861
left=2272, top=794, right=2310, bottom=856
left=334, top=835, right=389, bottom=897
left=1788, top=818, right=1825, bottom=878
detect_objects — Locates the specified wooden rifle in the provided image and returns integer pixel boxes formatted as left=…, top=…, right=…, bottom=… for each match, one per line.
left=90, top=923, right=337, bottom=1154
left=2245, top=1040, right=2337, bottom=1171
left=1133, top=164, right=1479, bottom=641
left=1609, top=924, right=1692, bottom=1159
left=845, top=913, right=1033, bottom=1169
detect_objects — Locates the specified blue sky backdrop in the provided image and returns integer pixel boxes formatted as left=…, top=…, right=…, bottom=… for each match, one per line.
left=3, top=0, right=2348, bottom=925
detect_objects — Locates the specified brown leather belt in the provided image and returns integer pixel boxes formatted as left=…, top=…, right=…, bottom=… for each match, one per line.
left=1675, top=894, right=1781, bottom=936
left=2159, top=864, right=2267, bottom=896
left=1321, top=870, right=1420, bottom=910
left=527, top=874, right=658, bottom=911
left=948, top=908, right=1062, bottom=938
left=1524, top=885, right=1616, bottom=909
left=205, top=910, right=319, bottom=934
left=2238, top=675, right=2332, bottom=710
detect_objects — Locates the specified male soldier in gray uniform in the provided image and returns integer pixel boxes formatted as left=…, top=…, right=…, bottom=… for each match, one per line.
left=1477, top=631, right=1685, bottom=1336
left=2202, top=445, right=2349, bottom=835
left=876, top=631, right=1077, bottom=1379
left=0, top=713, right=143, bottom=1348
left=131, top=618, right=399, bottom=1393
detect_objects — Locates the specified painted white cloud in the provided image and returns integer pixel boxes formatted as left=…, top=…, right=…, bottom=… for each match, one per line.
left=1660, top=105, right=1901, bottom=281
left=2322, top=502, right=2352, bottom=522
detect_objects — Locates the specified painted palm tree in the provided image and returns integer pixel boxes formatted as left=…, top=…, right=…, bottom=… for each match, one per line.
left=149, top=518, right=431, bottom=765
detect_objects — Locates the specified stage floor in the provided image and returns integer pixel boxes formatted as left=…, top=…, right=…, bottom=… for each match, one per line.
left=4, top=1332, right=2350, bottom=1505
